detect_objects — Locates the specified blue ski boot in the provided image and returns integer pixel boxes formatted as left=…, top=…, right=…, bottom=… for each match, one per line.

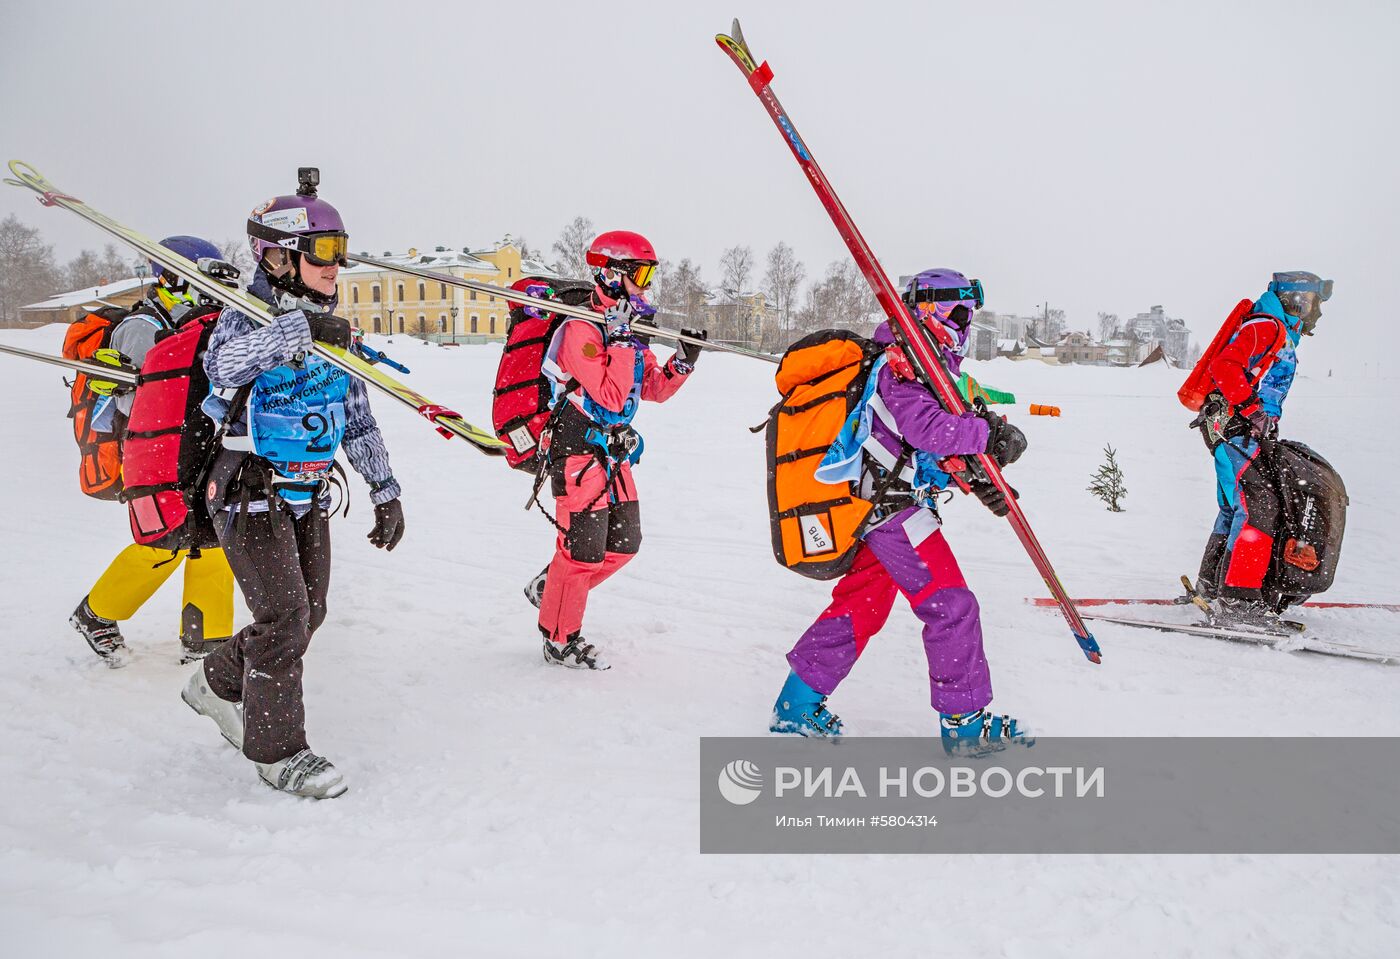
left=770, top=670, right=843, bottom=738
left=939, top=708, right=1034, bottom=758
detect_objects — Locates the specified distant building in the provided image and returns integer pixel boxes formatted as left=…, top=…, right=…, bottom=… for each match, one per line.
left=18, top=276, right=154, bottom=327
left=1103, top=337, right=1143, bottom=367
left=968, top=320, right=1000, bottom=362
left=698, top=288, right=775, bottom=346
left=336, top=236, right=564, bottom=343
left=1055, top=331, right=1097, bottom=365
left=1126, top=304, right=1190, bottom=363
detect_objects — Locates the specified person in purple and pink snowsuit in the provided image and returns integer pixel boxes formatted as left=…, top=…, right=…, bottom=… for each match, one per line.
left=770, top=268, right=1034, bottom=755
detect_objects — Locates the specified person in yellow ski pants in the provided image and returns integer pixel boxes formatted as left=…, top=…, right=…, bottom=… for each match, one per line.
left=72, top=544, right=234, bottom=668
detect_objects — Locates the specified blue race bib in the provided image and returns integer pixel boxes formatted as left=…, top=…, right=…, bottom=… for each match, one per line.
left=248, top=357, right=350, bottom=500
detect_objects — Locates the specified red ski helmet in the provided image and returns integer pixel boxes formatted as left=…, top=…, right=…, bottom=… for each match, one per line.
left=586, top=230, right=657, bottom=290
left=507, top=276, right=556, bottom=319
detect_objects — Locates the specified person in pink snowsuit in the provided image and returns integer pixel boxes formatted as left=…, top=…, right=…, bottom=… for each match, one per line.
left=771, top=268, right=1034, bottom=754
left=531, top=230, right=705, bottom=670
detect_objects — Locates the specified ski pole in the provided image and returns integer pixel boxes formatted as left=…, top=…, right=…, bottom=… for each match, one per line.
left=346, top=252, right=780, bottom=366
left=714, top=19, right=1100, bottom=664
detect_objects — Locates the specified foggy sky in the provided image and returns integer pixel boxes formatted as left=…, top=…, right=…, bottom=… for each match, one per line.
left=2, top=0, right=1396, bottom=375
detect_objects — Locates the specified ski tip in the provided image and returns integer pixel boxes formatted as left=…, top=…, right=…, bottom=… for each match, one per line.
left=1076, top=631, right=1103, bottom=664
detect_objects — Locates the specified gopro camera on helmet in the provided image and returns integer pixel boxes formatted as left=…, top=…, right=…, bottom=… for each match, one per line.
left=297, top=167, right=321, bottom=197
left=196, top=257, right=241, bottom=288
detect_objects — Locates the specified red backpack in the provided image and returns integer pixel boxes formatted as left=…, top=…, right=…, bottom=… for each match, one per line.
left=1178, top=298, right=1285, bottom=412
left=62, top=306, right=129, bottom=499
left=492, top=278, right=593, bottom=472
left=121, top=305, right=236, bottom=551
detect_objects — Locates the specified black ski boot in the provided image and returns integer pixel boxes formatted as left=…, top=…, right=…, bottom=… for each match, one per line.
left=524, top=565, right=548, bottom=609
left=70, top=596, right=130, bottom=668
left=180, top=604, right=229, bottom=663
left=1210, top=597, right=1283, bottom=631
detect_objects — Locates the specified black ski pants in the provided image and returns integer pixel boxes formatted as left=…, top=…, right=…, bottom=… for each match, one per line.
left=203, top=505, right=331, bottom=764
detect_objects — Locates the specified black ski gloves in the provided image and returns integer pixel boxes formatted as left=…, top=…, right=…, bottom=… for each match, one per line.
left=368, top=498, right=405, bottom=551
left=979, top=410, right=1027, bottom=468
left=1242, top=408, right=1277, bottom=440
left=970, top=479, right=1018, bottom=517
left=675, top=328, right=708, bottom=369
left=306, top=312, right=352, bottom=350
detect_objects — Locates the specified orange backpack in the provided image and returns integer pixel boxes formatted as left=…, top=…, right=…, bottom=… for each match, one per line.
left=765, top=330, right=897, bottom=580
left=62, top=306, right=129, bottom=499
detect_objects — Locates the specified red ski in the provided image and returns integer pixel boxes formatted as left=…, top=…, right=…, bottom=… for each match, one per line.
left=715, top=19, right=1101, bottom=664
left=1026, top=598, right=1400, bottom=613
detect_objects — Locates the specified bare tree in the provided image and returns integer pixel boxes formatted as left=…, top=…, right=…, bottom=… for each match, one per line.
left=0, top=215, right=60, bottom=326
left=715, top=245, right=755, bottom=342
left=762, top=241, right=805, bottom=350
left=61, top=243, right=130, bottom=290
left=1097, top=311, right=1119, bottom=342
left=654, top=257, right=708, bottom=329
left=789, top=259, right=877, bottom=338
left=550, top=215, right=595, bottom=280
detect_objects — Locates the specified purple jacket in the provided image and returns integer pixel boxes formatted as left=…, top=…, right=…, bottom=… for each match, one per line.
left=866, top=322, right=989, bottom=463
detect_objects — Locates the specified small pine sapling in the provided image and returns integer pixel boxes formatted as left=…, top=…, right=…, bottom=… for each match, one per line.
left=1088, top=444, right=1127, bottom=512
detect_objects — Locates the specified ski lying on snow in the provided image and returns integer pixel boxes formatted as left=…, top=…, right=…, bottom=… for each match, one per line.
left=1025, top=598, right=1400, bottom=612
left=1074, top=612, right=1397, bottom=665
left=4, top=160, right=506, bottom=456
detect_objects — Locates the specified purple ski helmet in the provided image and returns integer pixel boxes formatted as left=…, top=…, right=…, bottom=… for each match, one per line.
left=902, top=268, right=984, bottom=347
left=246, top=168, right=348, bottom=303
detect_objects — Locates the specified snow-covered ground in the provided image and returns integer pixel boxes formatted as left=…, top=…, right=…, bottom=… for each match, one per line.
left=1, top=324, right=1397, bottom=957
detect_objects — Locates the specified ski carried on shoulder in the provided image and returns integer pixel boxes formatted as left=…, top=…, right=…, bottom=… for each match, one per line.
left=1074, top=611, right=1397, bottom=665
left=0, top=341, right=137, bottom=384
left=346, top=252, right=779, bottom=365
left=713, top=19, right=1100, bottom=664
left=4, top=161, right=506, bottom=456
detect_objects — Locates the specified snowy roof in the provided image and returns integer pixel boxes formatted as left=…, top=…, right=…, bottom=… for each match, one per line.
left=520, top=257, right=573, bottom=280
left=704, top=288, right=764, bottom=307
left=21, top=276, right=152, bottom=311
left=997, top=338, right=1024, bottom=352
left=343, top=249, right=498, bottom=275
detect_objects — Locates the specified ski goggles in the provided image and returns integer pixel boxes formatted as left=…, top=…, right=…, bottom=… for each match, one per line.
left=906, top=278, right=985, bottom=310
left=247, top=220, right=350, bottom=267
left=1269, top=277, right=1333, bottom=302
left=614, top=260, right=656, bottom=290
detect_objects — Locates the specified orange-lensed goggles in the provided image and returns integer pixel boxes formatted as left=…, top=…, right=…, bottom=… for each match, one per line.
left=617, top=260, right=656, bottom=289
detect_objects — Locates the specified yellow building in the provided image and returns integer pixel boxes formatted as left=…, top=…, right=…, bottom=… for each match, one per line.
left=335, top=237, right=565, bottom=343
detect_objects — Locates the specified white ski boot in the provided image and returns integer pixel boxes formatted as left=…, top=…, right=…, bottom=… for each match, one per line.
left=181, top=667, right=244, bottom=750
left=256, top=749, right=347, bottom=799
left=542, top=631, right=610, bottom=670
left=524, top=565, right=548, bottom=609
left=70, top=596, right=130, bottom=668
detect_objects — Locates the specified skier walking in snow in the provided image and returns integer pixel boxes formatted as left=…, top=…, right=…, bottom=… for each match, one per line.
left=525, top=231, right=705, bottom=670
left=69, top=236, right=237, bottom=667
left=181, top=171, right=405, bottom=799
left=771, top=269, right=1033, bottom=755
left=1192, top=271, right=1331, bottom=626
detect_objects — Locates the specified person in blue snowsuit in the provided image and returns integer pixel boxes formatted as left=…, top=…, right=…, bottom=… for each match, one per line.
left=1195, top=270, right=1331, bottom=624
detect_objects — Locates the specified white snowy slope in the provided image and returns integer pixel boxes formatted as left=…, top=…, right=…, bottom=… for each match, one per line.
left=0, top=324, right=1397, bottom=958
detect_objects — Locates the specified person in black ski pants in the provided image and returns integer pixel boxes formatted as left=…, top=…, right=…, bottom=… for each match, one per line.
left=181, top=177, right=404, bottom=799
